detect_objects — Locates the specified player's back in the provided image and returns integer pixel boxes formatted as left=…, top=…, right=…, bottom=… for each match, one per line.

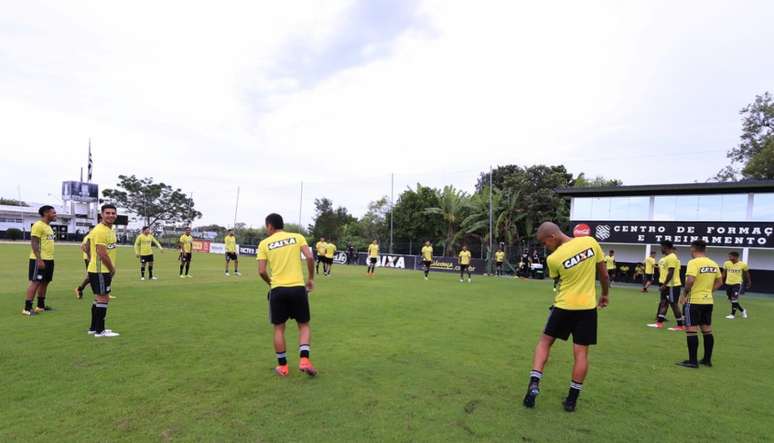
left=258, top=231, right=307, bottom=288
left=547, top=236, right=604, bottom=310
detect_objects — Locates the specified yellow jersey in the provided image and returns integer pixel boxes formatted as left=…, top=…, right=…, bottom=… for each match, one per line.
left=225, top=235, right=237, bottom=253
left=604, top=255, right=616, bottom=270
left=547, top=236, right=604, bottom=310
left=495, top=251, right=505, bottom=262
left=685, top=257, right=721, bottom=304
left=459, top=250, right=471, bottom=265
left=315, top=241, right=327, bottom=255
left=257, top=231, right=308, bottom=288
left=134, top=233, right=161, bottom=256
left=663, top=252, right=682, bottom=287
left=723, top=260, right=748, bottom=285
left=88, top=223, right=117, bottom=274
left=325, top=243, right=336, bottom=259
left=368, top=243, right=379, bottom=258
left=29, top=220, right=55, bottom=260
left=657, top=257, right=667, bottom=283
left=81, top=232, right=91, bottom=260
left=179, top=234, right=193, bottom=253
left=421, top=245, right=433, bottom=261
left=645, top=256, right=656, bottom=274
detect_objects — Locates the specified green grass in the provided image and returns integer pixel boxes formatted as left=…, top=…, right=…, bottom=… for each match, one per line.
left=1, top=243, right=773, bottom=442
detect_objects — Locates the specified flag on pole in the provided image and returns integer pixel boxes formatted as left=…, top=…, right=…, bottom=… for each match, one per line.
left=87, top=139, right=93, bottom=182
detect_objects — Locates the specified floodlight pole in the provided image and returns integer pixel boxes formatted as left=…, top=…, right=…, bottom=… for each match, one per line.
left=489, top=166, right=494, bottom=272
left=298, top=181, right=303, bottom=231
left=233, top=186, right=240, bottom=228
left=390, top=173, right=394, bottom=254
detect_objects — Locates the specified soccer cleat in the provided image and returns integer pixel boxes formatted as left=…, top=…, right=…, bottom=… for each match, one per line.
left=94, top=330, right=120, bottom=337
left=676, top=360, right=699, bottom=369
left=75, top=287, right=84, bottom=299
left=468, top=279, right=471, bottom=283
left=562, top=398, right=577, bottom=412
left=180, top=275, right=185, bottom=279
left=299, top=358, right=318, bottom=377
left=186, top=275, right=192, bottom=278
left=741, top=309, right=748, bottom=319
left=459, top=279, right=464, bottom=283
left=275, top=365, right=289, bottom=377
left=21, top=309, right=35, bottom=316
left=109, top=295, right=116, bottom=299
left=699, top=358, right=713, bottom=367
left=34, top=307, right=45, bottom=314
left=646, top=322, right=664, bottom=329
left=235, top=272, right=241, bottom=276
left=88, top=329, right=112, bottom=335
left=151, top=276, right=158, bottom=280
left=668, top=326, right=686, bottom=332
left=140, top=277, right=145, bottom=281
left=522, top=383, right=540, bottom=408
left=725, top=314, right=735, bottom=319
left=225, top=272, right=230, bottom=276
left=424, top=277, right=428, bottom=281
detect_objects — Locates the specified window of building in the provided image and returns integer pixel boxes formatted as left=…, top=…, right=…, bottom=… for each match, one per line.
left=572, top=196, right=650, bottom=220
left=655, top=194, right=748, bottom=221
left=752, top=193, right=774, bottom=221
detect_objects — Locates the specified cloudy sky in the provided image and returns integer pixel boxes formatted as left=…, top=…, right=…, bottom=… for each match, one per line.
left=2, top=0, right=773, bottom=227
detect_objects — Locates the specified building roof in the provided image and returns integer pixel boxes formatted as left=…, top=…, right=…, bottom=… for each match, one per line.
left=555, top=180, right=774, bottom=197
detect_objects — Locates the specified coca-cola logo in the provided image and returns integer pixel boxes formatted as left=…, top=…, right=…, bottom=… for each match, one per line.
left=573, top=223, right=591, bottom=237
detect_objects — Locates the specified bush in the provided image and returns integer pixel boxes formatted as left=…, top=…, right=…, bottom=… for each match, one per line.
left=5, top=228, right=23, bottom=240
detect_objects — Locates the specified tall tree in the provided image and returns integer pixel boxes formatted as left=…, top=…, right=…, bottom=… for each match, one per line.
left=358, top=196, right=390, bottom=244
left=102, top=175, right=202, bottom=227
left=715, top=92, right=774, bottom=180
left=391, top=184, right=444, bottom=246
left=573, top=173, right=623, bottom=187
left=424, top=185, right=470, bottom=256
left=308, top=197, right=356, bottom=242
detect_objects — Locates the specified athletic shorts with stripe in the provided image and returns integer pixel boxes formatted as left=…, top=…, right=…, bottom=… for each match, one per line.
left=88, top=272, right=113, bottom=295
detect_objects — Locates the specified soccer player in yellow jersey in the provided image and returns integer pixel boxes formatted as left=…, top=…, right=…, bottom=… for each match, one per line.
left=722, top=251, right=751, bottom=319
left=178, top=227, right=194, bottom=278
left=257, top=213, right=317, bottom=377
left=367, top=240, right=379, bottom=276
left=23, top=205, right=57, bottom=315
left=323, top=241, right=336, bottom=276
left=87, top=204, right=120, bottom=337
left=648, top=241, right=685, bottom=330
left=75, top=231, right=92, bottom=299
left=458, top=245, right=472, bottom=283
left=676, top=240, right=722, bottom=368
left=224, top=229, right=240, bottom=276
left=495, top=247, right=506, bottom=277
left=641, top=251, right=657, bottom=293
left=604, top=250, right=616, bottom=285
left=523, top=222, right=609, bottom=413
left=421, top=241, right=433, bottom=280
left=134, top=226, right=163, bottom=280
left=314, top=237, right=327, bottom=275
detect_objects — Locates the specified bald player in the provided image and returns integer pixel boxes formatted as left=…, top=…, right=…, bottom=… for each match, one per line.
left=523, top=222, right=609, bottom=413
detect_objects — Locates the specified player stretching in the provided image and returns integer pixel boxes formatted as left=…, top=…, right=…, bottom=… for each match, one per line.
left=23, top=205, right=57, bottom=315
left=315, top=237, right=327, bottom=275
left=648, top=241, right=685, bottom=330
left=224, top=229, right=240, bottom=276
left=722, top=251, right=751, bottom=319
left=75, top=231, right=92, bottom=299
left=421, top=241, right=433, bottom=280
left=178, top=227, right=193, bottom=278
left=458, top=245, right=472, bottom=282
left=495, top=247, right=506, bottom=277
left=523, top=222, right=609, bottom=412
left=641, top=251, right=657, bottom=293
left=134, top=226, right=163, bottom=280
left=677, top=240, right=722, bottom=368
left=257, top=213, right=317, bottom=377
left=87, top=204, right=120, bottom=337
left=367, top=240, right=379, bottom=277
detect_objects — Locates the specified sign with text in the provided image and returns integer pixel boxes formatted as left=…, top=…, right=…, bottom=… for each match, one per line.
left=573, top=220, right=774, bottom=248
left=192, top=239, right=211, bottom=253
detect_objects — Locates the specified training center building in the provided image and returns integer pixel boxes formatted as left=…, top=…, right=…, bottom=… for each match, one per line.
left=557, top=180, right=774, bottom=293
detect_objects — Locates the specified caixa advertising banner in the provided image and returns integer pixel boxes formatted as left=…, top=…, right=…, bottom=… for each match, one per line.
left=573, top=221, right=774, bottom=248
left=355, top=252, right=417, bottom=269
left=354, top=252, right=485, bottom=274
left=239, top=245, right=257, bottom=256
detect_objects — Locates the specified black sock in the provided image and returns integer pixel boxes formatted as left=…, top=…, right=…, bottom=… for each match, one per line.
left=529, top=369, right=543, bottom=386
left=37, top=297, right=46, bottom=309
left=568, top=380, right=583, bottom=401
left=89, top=303, right=97, bottom=331
left=95, top=304, right=108, bottom=333
left=299, top=344, right=310, bottom=359
left=148, top=266, right=153, bottom=278
left=702, top=333, right=714, bottom=362
left=179, top=264, right=184, bottom=275
left=141, top=267, right=145, bottom=278
left=686, top=333, right=699, bottom=363
left=424, top=270, right=429, bottom=277
left=677, top=317, right=685, bottom=327
left=276, top=351, right=287, bottom=366
left=185, top=262, right=190, bottom=275
left=25, top=299, right=33, bottom=311
left=234, top=264, right=238, bottom=272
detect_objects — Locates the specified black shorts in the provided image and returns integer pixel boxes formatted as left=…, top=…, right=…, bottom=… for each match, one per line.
left=88, top=272, right=113, bottom=295
left=226, top=252, right=238, bottom=261
left=140, top=254, right=154, bottom=264
left=316, top=254, right=324, bottom=263
left=645, top=273, right=654, bottom=281
left=684, top=303, right=712, bottom=326
left=423, top=260, right=432, bottom=268
left=180, top=252, right=192, bottom=262
left=84, top=259, right=89, bottom=269
left=496, top=261, right=503, bottom=268
left=544, top=307, right=597, bottom=345
left=460, top=264, right=470, bottom=271
left=369, top=257, right=377, bottom=265
left=268, top=286, right=310, bottom=325
left=323, top=257, right=333, bottom=264
left=661, top=286, right=681, bottom=303
left=28, top=259, right=54, bottom=283
left=725, top=284, right=742, bottom=300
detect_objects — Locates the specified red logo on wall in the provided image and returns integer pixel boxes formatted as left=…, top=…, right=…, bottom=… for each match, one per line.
left=573, top=224, right=591, bottom=237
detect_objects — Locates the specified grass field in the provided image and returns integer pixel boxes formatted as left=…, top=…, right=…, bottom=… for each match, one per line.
left=1, top=243, right=773, bottom=442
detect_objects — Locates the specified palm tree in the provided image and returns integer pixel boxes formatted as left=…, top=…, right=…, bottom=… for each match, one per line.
left=461, top=188, right=500, bottom=257
left=424, top=185, right=470, bottom=256
left=494, top=188, right=526, bottom=247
